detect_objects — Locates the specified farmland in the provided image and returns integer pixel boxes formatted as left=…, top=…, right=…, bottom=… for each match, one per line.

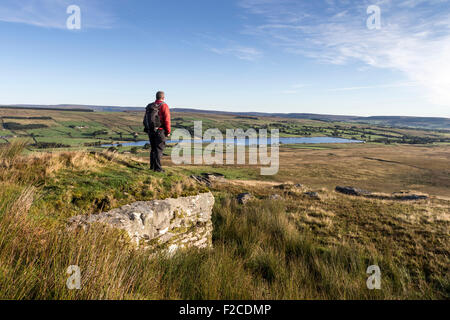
left=1, top=108, right=449, bottom=153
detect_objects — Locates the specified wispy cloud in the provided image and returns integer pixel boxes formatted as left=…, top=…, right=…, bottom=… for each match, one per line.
left=329, top=82, right=418, bottom=91
left=239, top=0, right=450, bottom=107
left=0, top=0, right=114, bottom=29
left=209, top=46, right=262, bottom=61
left=281, top=83, right=307, bottom=94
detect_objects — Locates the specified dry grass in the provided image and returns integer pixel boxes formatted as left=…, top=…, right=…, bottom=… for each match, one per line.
left=274, top=144, right=450, bottom=197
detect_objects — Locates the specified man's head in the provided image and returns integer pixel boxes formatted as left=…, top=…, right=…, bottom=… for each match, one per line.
left=156, top=91, right=165, bottom=101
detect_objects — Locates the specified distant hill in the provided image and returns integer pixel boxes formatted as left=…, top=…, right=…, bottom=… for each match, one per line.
left=354, top=116, right=450, bottom=130
left=0, top=105, right=95, bottom=113
left=171, top=108, right=359, bottom=122
left=0, top=104, right=141, bottom=112
left=169, top=109, right=450, bottom=130
left=1, top=104, right=449, bottom=130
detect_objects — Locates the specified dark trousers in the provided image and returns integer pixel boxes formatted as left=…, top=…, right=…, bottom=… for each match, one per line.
left=149, top=130, right=166, bottom=171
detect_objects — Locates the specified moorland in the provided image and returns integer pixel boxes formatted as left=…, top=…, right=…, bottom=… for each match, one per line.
left=0, top=106, right=448, bottom=299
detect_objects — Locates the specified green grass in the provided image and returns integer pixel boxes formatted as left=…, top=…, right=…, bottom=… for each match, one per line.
left=1, top=129, right=13, bottom=136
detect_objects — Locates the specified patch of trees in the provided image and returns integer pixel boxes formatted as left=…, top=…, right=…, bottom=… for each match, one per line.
left=235, top=116, right=259, bottom=120
left=32, top=142, right=71, bottom=149
left=372, top=136, right=449, bottom=145
left=1, top=116, right=52, bottom=120
left=3, top=122, right=49, bottom=130
left=91, top=130, right=109, bottom=137
left=84, top=141, right=103, bottom=147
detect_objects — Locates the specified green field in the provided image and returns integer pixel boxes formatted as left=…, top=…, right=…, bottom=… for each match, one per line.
left=1, top=108, right=449, bottom=153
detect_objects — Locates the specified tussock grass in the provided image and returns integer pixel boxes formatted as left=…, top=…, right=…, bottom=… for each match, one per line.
left=1, top=187, right=440, bottom=299
left=0, top=140, right=29, bottom=166
left=0, top=150, right=448, bottom=299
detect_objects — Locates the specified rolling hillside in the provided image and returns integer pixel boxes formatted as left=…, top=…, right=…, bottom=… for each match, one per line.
left=2, top=105, right=449, bottom=130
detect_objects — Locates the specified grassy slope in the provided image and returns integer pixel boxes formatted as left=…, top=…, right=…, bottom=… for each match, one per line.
left=0, top=142, right=448, bottom=299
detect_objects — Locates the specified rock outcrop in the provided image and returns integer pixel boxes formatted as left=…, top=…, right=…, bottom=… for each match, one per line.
left=274, top=183, right=303, bottom=190
left=190, top=173, right=226, bottom=186
left=335, top=186, right=429, bottom=201
left=237, top=193, right=253, bottom=204
left=269, top=194, right=283, bottom=200
left=67, top=192, right=215, bottom=252
left=304, top=191, right=320, bottom=200
left=335, top=186, right=372, bottom=196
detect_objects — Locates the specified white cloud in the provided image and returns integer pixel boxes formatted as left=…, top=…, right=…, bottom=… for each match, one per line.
left=239, top=0, right=450, bottom=108
left=0, top=0, right=114, bottom=29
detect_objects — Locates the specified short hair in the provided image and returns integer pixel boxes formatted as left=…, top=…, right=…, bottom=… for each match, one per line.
left=156, top=91, right=165, bottom=100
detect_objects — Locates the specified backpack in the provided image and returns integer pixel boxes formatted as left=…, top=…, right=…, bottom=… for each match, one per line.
left=144, top=102, right=164, bottom=133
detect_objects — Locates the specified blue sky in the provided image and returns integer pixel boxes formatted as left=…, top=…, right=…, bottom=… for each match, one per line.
left=0, top=0, right=449, bottom=117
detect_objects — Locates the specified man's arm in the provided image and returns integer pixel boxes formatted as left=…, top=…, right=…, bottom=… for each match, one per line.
left=160, top=103, right=171, bottom=135
left=143, top=110, right=149, bottom=133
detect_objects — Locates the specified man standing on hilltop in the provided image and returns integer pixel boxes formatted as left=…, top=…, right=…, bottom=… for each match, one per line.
left=144, top=91, right=171, bottom=172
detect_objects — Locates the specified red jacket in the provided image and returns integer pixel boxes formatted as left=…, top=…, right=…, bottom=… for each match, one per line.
left=155, top=100, right=171, bottom=135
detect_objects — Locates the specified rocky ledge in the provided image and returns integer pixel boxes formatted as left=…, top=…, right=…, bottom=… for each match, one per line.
left=67, top=192, right=215, bottom=253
